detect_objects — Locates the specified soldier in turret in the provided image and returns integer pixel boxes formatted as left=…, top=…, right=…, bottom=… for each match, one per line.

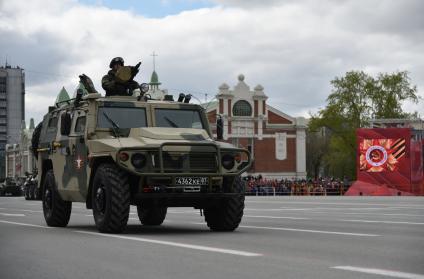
left=102, top=57, right=140, bottom=96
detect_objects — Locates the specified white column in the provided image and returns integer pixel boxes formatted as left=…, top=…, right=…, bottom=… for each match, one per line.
left=296, top=129, right=306, bottom=178
left=258, top=119, right=263, bottom=140
left=5, top=151, right=8, bottom=178
left=12, top=152, right=16, bottom=177
left=223, top=116, right=228, bottom=140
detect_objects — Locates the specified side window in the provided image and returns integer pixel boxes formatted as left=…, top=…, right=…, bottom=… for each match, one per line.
left=75, top=116, right=86, bottom=134
left=48, top=117, right=58, bottom=129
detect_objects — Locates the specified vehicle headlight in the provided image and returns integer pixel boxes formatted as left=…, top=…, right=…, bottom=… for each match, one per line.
left=131, top=153, right=147, bottom=169
left=221, top=154, right=235, bottom=170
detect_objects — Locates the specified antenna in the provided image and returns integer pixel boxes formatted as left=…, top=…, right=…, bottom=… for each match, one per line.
left=150, top=51, right=158, bottom=72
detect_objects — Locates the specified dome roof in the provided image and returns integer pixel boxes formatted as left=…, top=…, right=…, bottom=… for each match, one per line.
left=150, top=71, right=161, bottom=85
left=55, top=86, right=70, bottom=106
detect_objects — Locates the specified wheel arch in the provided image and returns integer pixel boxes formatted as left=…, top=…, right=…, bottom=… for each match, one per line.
left=40, top=159, right=53, bottom=195
left=86, top=156, right=115, bottom=209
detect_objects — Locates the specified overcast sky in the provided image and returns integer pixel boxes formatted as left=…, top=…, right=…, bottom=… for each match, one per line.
left=1, top=0, right=423, bottom=125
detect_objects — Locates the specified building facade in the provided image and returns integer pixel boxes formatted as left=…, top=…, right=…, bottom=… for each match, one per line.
left=0, top=64, right=25, bottom=179
left=206, top=75, right=307, bottom=179
left=5, top=119, right=36, bottom=178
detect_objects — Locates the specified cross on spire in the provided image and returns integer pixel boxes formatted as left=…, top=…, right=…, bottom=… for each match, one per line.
left=151, top=51, right=158, bottom=72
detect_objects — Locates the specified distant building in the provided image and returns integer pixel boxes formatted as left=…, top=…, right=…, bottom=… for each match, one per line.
left=206, top=75, right=307, bottom=179
left=5, top=119, right=36, bottom=178
left=369, top=118, right=424, bottom=130
left=146, top=70, right=167, bottom=100
left=0, top=63, right=25, bottom=179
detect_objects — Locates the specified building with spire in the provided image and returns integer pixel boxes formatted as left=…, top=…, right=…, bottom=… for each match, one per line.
left=146, top=52, right=167, bottom=100
left=206, top=74, right=307, bottom=179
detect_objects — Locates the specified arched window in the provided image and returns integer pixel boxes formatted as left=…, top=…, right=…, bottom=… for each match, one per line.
left=232, top=100, right=252, bottom=116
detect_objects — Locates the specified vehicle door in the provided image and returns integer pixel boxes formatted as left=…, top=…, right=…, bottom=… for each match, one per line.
left=63, top=110, right=88, bottom=201
left=50, top=110, right=71, bottom=197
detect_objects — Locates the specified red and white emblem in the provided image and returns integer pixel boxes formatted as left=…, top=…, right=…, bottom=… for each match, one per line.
left=75, top=156, right=84, bottom=170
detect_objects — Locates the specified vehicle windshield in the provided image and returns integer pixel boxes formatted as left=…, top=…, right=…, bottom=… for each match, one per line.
left=97, top=106, right=147, bottom=128
left=155, top=109, right=204, bottom=129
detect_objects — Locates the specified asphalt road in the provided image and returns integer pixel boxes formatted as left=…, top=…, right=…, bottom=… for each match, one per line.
left=1, top=196, right=423, bottom=279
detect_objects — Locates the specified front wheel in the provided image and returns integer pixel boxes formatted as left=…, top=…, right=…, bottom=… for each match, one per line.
left=204, top=176, right=245, bottom=231
left=42, top=170, right=72, bottom=227
left=92, top=163, right=130, bottom=233
left=137, top=206, right=167, bottom=226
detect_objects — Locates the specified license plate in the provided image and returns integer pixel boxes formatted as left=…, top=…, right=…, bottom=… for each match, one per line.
left=175, top=177, right=208, bottom=186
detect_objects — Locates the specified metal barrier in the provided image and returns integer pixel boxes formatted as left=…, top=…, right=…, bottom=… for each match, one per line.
left=245, top=185, right=347, bottom=196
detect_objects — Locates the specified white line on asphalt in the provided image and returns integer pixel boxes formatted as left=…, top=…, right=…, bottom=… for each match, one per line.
left=0, top=207, right=42, bottom=213
left=75, top=230, right=262, bottom=257
left=332, top=266, right=424, bottom=279
left=340, top=219, right=424, bottom=225
left=25, top=203, right=41, bottom=206
left=317, top=212, right=424, bottom=217
left=191, top=223, right=379, bottom=236
left=244, top=215, right=309, bottom=220
left=0, top=213, right=25, bottom=216
left=0, top=220, right=52, bottom=229
left=246, top=200, right=424, bottom=208
left=238, top=225, right=380, bottom=236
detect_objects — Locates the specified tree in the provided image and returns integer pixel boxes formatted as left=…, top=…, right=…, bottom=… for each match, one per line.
left=308, top=70, right=419, bottom=179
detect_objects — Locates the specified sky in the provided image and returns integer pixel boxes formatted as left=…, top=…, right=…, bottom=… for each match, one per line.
left=1, top=0, right=423, bottom=125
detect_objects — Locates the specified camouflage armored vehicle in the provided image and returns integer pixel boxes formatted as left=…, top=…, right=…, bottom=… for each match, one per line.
left=33, top=77, right=251, bottom=233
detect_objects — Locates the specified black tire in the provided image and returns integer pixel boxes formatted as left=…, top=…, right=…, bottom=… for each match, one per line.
left=92, top=163, right=130, bottom=233
left=137, top=206, right=167, bottom=226
left=204, top=176, right=245, bottom=232
left=42, top=170, right=72, bottom=227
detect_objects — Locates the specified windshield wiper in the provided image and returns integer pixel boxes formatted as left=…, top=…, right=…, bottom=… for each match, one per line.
left=164, top=116, right=179, bottom=128
left=103, top=111, right=120, bottom=137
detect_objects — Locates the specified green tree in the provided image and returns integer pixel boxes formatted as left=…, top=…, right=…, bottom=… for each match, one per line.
left=308, top=70, right=419, bottom=179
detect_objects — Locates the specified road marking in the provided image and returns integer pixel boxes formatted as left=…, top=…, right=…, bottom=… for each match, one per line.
left=0, top=213, right=25, bottom=217
left=332, top=266, right=424, bottom=279
left=322, top=212, right=424, bottom=217
left=0, top=220, right=52, bottom=229
left=0, top=208, right=42, bottom=213
left=340, top=219, right=424, bottom=225
left=244, top=215, right=309, bottom=220
left=238, top=225, right=380, bottom=236
left=191, top=223, right=379, bottom=236
left=75, top=230, right=262, bottom=257
left=246, top=200, right=424, bottom=208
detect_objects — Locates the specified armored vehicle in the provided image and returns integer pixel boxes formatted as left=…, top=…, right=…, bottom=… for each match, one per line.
left=33, top=79, right=251, bottom=233
left=0, top=177, right=23, bottom=196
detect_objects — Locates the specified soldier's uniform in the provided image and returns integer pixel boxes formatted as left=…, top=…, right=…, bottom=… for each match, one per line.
left=102, top=57, right=140, bottom=97
left=102, top=70, right=139, bottom=97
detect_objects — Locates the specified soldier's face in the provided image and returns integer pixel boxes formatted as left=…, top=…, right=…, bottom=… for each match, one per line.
left=113, top=64, right=122, bottom=71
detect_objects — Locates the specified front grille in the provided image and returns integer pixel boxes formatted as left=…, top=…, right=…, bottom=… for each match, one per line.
left=160, top=151, right=217, bottom=173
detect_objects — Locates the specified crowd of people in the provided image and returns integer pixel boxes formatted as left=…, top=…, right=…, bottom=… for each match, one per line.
left=243, top=175, right=350, bottom=196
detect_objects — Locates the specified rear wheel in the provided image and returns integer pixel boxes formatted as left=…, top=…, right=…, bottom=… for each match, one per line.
left=137, top=206, right=167, bottom=226
left=204, top=176, right=245, bottom=231
left=42, top=170, right=72, bottom=227
left=92, top=163, right=130, bottom=233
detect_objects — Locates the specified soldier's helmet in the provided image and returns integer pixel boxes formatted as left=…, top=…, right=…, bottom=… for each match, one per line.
left=109, top=57, right=124, bottom=68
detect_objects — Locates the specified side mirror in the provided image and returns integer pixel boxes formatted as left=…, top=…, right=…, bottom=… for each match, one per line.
left=60, top=112, right=72, bottom=136
left=216, top=115, right=223, bottom=140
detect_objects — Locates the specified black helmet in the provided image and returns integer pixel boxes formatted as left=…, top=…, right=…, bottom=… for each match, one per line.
left=109, top=57, right=124, bottom=68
